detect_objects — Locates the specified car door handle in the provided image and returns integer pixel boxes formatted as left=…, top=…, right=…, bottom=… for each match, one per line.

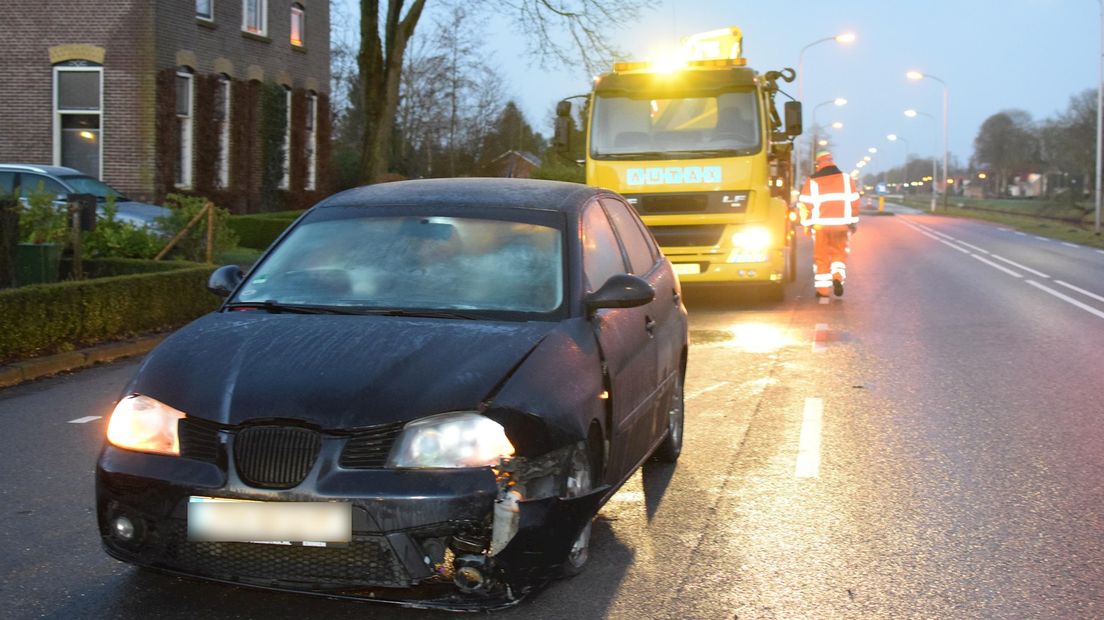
left=645, top=317, right=656, bottom=333
left=672, top=289, right=680, bottom=304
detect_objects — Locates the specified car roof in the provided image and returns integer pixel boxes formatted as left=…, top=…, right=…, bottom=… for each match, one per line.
left=0, top=163, right=84, bottom=177
left=317, top=178, right=609, bottom=215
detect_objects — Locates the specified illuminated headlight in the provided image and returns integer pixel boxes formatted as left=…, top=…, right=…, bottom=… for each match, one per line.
left=727, top=227, right=771, bottom=263
left=387, top=412, right=515, bottom=469
left=106, top=395, right=186, bottom=455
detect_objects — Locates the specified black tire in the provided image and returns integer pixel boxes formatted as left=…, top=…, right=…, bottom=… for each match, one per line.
left=652, top=370, right=685, bottom=463
left=786, top=233, right=798, bottom=283
left=559, top=444, right=596, bottom=577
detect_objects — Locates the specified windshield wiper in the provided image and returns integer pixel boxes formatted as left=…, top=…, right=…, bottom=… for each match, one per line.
left=596, top=151, right=669, bottom=160
left=225, top=300, right=362, bottom=315
left=360, top=308, right=480, bottom=320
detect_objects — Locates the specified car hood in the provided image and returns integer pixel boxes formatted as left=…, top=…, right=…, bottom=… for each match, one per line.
left=128, top=312, right=556, bottom=429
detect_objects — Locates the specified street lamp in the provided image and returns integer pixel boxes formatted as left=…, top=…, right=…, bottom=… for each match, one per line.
left=809, top=98, right=847, bottom=174
left=887, top=133, right=910, bottom=194
left=868, top=147, right=877, bottom=154
left=1096, top=0, right=1102, bottom=232
left=907, top=70, right=949, bottom=207
left=905, top=108, right=939, bottom=212
left=797, top=33, right=856, bottom=182
left=831, top=121, right=843, bottom=129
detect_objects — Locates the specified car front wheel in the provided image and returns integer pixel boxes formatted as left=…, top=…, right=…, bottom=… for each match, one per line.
left=560, top=445, right=596, bottom=577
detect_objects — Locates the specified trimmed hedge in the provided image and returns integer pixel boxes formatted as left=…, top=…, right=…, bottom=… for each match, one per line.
left=0, top=265, right=220, bottom=362
left=60, top=258, right=199, bottom=279
left=227, top=212, right=303, bottom=249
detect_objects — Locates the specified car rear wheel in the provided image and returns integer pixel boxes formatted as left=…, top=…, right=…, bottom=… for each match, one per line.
left=652, top=370, right=685, bottom=462
left=560, top=445, right=596, bottom=577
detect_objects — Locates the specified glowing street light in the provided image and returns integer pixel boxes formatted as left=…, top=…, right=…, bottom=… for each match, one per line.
left=808, top=98, right=848, bottom=175
left=863, top=155, right=872, bottom=162
left=831, top=121, right=843, bottom=129
left=797, top=33, right=857, bottom=181
left=817, top=139, right=829, bottom=146
left=868, top=147, right=878, bottom=154
left=907, top=70, right=949, bottom=207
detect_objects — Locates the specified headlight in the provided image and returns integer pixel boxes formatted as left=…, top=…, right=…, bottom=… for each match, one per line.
left=106, top=395, right=186, bottom=455
left=386, top=412, right=515, bottom=468
left=727, top=227, right=771, bottom=263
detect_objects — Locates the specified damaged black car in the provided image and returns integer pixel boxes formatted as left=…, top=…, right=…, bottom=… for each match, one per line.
left=95, top=178, right=689, bottom=610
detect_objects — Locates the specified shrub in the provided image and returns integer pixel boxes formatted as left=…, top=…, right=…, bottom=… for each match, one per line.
left=227, top=212, right=302, bottom=249
left=156, top=194, right=239, bottom=261
left=19, top=184, right=68, bottom=244
left=60, top=257, right=196, bottom=279
left=532, top=158, right=585, bottom=184
left=0, top=264, right=220, bottom=362
left=82, top=195, right=163, bottom=259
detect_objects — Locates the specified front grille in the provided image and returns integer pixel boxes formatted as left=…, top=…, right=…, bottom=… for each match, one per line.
left=164, top=522, right=409, bottom=588
left=178, top=418, right=222, bottom=463
left=634, top=193, right=708, bottom=214
left=340, top=422, right=406, bottom=468
left=650, top=224, right=726, bottom=248
left=234, top=426, right=321, bottom=489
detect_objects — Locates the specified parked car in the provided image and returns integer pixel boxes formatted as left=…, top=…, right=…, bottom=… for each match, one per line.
left=95, top=178, right=689, bottom=610
left=0, top=164, right=170, bottom=228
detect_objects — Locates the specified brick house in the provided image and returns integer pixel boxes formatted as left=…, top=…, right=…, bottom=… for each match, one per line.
left=0, top=0, right=331, bottom=213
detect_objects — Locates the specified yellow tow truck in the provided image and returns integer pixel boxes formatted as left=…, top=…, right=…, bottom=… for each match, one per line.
left=556, top=27, right=803, bottom=297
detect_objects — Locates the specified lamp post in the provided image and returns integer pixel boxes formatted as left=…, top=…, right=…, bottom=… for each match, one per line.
left=907, top=71, right=949, bottom=207
left=809, top=98, right=847, bottom=175
left=887, top=133, right=910, bottom=194
left=796, top=33, right=855, bottom=183
left=1096, top=0, right=1102, bottom=232
left=905, top=109, right=938, bottom=212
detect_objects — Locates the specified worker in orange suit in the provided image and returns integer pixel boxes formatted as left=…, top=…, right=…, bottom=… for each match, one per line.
left=798, top=150, right=860, bottom=298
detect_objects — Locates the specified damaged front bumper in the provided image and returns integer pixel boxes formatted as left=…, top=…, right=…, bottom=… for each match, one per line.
left=96, top=443, right=606, bottom=611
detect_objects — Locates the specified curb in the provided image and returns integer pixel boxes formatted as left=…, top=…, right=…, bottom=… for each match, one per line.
left=0, top=335, right=166, bottom=390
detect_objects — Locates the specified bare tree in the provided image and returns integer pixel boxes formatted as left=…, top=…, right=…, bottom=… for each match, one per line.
left=356, top=0, right=643, bottom=184
left=973, top=110, right=1039, bottom=195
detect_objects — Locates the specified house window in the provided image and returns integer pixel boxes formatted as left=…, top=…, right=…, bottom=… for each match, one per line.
left=175, top=70, right=194, bottom=188
left=305, top=92, right=317, bottom=190
left=196, top=0, right=214, bottom=20
left=290, top=4, right=305, bottom=46
left=216, top=76, right=232, bottom=188
left=54, top=63, right=103, bottom=179
left=242, top=0, right=267, bottom=35
left=279, top=86, right=291, bottom=189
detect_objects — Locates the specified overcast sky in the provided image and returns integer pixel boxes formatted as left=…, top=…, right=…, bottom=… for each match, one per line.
left=337, top=0, right=1098, bottom=177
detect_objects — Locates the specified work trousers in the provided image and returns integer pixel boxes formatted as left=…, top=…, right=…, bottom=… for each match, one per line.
left=812, top=226, right=850, bottom=293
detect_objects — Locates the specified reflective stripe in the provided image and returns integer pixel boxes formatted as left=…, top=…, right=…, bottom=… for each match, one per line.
left=809, top=217, right=856, bottom=225
left=814, top=273, right=833, bottom=280
left=808, top=192, right=861, bottom=201
left=814, top=281, right=833, bottom=289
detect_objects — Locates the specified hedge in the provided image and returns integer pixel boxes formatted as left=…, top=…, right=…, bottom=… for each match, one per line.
left=60, top=258, right=199, bottom=280
left=0, top=265, right=220, bottom=362
left=227, top=212, right=303, bottom=249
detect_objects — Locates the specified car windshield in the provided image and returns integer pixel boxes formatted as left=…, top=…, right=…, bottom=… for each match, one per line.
left=234, top=214, right=565, bottom=316
left=59, top=175, right=125, bottom=201
left=590, top=89, right=761, bottom=159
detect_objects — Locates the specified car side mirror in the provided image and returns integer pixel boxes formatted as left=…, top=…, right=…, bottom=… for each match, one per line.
left=784, top=101, right=803, bottom=137
left=585, top=274, right=655, bottom=314
left=207, top=264, right=243, bottom=297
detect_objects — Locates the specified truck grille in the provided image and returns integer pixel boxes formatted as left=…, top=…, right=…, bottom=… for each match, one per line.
left=165, top=522, right=409, bottom=588
left=650, top=224, right=726, bottom=248
left=339, top=422, right=405, bottom=468
left=234, top=426, right=321, bottom=489
left=633, top=193, right=708, bottom=214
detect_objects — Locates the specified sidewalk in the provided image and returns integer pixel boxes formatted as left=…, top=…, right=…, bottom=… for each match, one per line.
left=0, top=334, right=166, bottom=389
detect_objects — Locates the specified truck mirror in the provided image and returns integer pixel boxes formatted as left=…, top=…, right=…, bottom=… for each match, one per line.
left=556, top=100, right=572, bottom=118
left=553, top=115, right=571, bottom=152
left=784, top=101, right=802, bottom=137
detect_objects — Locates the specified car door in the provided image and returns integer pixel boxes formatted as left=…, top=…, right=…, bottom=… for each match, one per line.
left=581, top=200, right=659, bottom=481
left=601, top=197, right=680, bottom=445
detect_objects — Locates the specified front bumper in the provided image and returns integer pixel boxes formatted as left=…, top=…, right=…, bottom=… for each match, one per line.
left=95, top=445, right=604, bottom=609
left=667, top=250, right=785, bottom=284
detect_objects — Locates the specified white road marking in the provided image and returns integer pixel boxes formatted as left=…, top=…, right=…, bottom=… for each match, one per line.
left=988, top=254, right=1050, bottom=278
left=970, top=254, right=1024, bottom=278
left=956, top=240, right=990, bottom=255
left=937, top=239, right=971, bottom=254
left=1062, top=242, right=1079, bottom=248
left=1025, top=280, right=1104, bottom=320
left=818, top=297, right=830, bottom=305
left=1053, top=280, right=1104, bottom=305
left=1014, top=231, right=1027, bottom=236
left=687, top=382, right=729, bottom=401
left=812, top=323, right=829, bottom=352
left=1096, top=250, right=1104, bottom=255
left=1035, top=236, right=1050, bottom=241
left=998, top=228, right=1012, bottom=232
left=68, top=416, right=102, bottom=424
left=795, top=398, right=824, bottom=478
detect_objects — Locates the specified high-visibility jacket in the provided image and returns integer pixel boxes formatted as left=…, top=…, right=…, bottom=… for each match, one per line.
left=798, top=170, right=861, bottom=227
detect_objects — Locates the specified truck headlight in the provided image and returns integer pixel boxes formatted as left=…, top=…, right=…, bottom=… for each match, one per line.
left=727, top=227, right=771, bottom=263
left=106, top=395, right=186, bottom=455
left=387, top=412, right=515, bottom=468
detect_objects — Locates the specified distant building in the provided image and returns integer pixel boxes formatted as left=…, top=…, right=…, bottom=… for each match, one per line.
left=489, top=151, right=541, bottom=179
left=0, top=1, right=331, bottom=213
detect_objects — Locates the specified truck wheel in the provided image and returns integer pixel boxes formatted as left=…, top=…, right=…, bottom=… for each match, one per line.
left=787, top=234, right=798, bottom=282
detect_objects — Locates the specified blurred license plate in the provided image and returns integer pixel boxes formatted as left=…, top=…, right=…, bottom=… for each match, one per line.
left=188, top=496, right=351, bottom=545
left=673, top=263, right=700, bottom=275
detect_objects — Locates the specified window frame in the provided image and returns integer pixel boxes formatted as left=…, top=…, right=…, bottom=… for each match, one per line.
left=290, top=3, right=305, bottom=47
left=196, top=0, right=214, bottom=21
left=305, top=92, right=317, bottom=191
left=217, top=75, right=232, bottom=188
left=600, top=197, right=658, bottom=276
left=278, top=86, right=291, bottom=190
left=241, top=0, right=267, bottom=36
left=175, top=69, right=195, bottom=189
left=52, top=64, right=104, bottom=180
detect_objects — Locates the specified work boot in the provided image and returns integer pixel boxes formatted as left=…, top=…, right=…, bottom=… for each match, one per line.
left=833, top=280, right=844, bottom=297
left=815, top=290, right=828, bottom=299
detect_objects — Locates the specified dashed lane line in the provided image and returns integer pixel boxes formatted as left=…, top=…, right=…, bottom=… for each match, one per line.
left=1053, top=280, right=1104, bottom=305
left=68, top=416, right=102, bottom=424
left=1025, top=280, right=1104, bottom=321
left=970, top=254, right=1024, bottom=278
left=795, top=397, right=824, bottom=478
left=1062, top=242, right=1079, bottom=249
left=956, top=240, right=990, bottom=255
left=988, top=254, right=1050, bottom=278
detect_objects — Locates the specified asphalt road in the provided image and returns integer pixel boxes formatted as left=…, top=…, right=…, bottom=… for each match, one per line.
left=2, top=206, right=1103, bottom=618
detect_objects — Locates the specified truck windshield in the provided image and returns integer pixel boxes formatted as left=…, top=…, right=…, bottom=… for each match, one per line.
left=591, top=90, right=760, bottom=159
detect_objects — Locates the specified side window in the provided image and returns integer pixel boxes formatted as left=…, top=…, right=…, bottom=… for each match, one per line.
left=601, top=198, right=656, bottom=275
left=582, top=203, right=627, bottom=291
left=19, top=174, right=67, bottom=198
left=0, top=172, right=15, bottom=194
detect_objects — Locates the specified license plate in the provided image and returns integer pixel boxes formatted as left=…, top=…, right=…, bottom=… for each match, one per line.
left=188, top=496, right=351, bottom=544
left=673, top=263, right=701, bottom=276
